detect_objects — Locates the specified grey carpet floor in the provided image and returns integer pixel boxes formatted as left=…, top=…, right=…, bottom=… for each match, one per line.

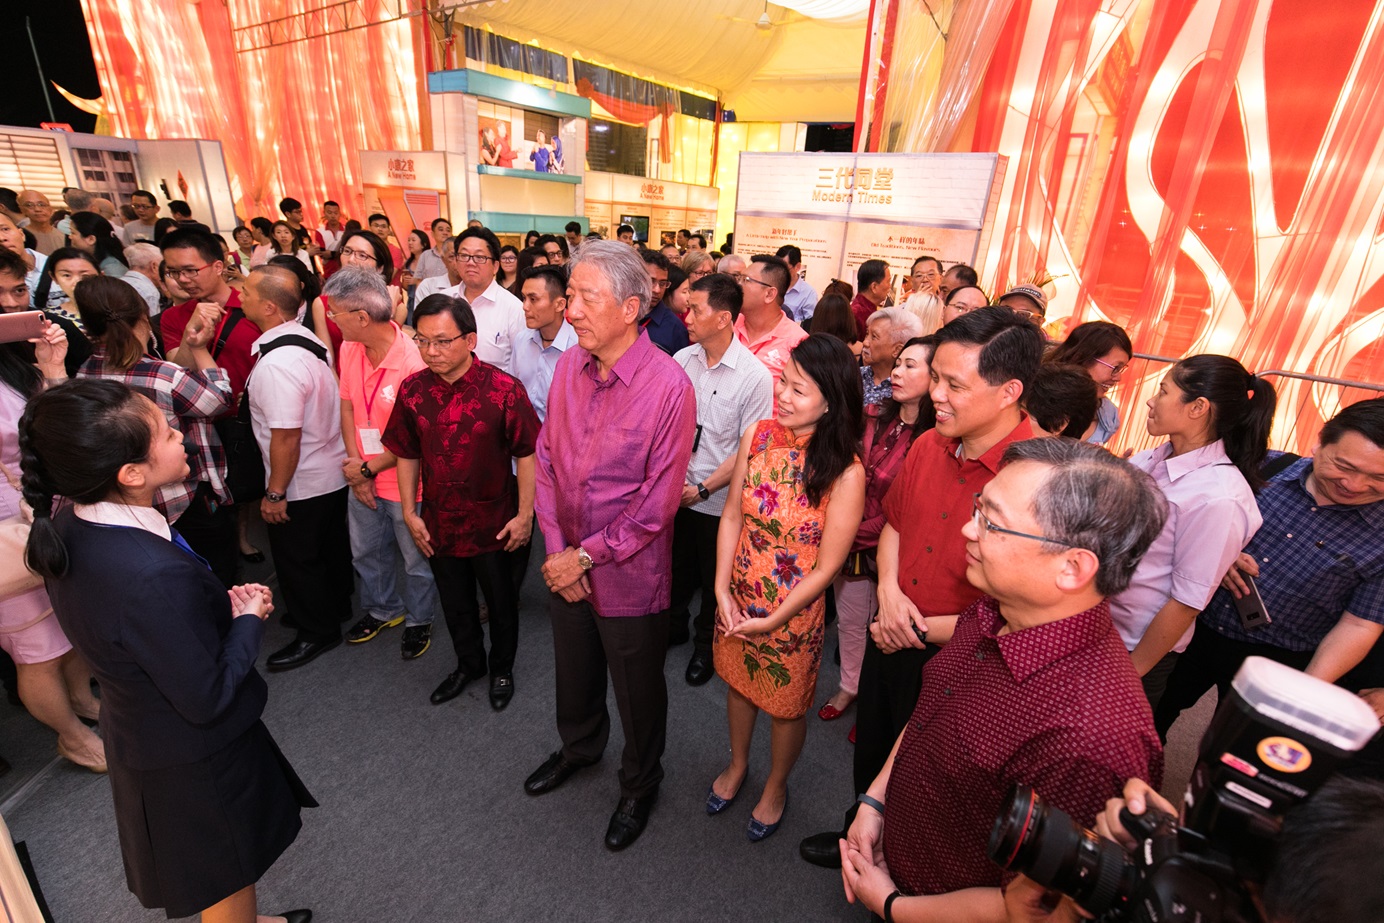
left=0, top=530, right=1215, bottom=922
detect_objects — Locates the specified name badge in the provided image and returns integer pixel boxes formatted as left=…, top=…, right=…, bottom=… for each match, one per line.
left=359, top=427, right=385, bottom=455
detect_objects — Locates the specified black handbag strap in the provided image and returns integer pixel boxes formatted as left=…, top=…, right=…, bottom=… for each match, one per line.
left=211, top=308, right=244, bottom=359
left=1260, top=452, right=1302, bottom=482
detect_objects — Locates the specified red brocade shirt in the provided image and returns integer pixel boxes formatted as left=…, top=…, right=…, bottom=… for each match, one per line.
left=382, top=359, right=540, bottom=558
left=882, top=597, right=1163, bottom=896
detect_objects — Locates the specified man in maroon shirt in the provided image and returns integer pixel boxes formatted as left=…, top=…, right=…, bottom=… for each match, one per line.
left=801, top=307, right=1045, bottom=868
left=841, top=438, right=1167, bottom=921
left=851, top=259, right=892, bottom=341
left=383, top=294, right=540, bottom=711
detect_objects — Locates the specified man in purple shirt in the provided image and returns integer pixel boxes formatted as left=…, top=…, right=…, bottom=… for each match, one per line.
left=525, top=240, right=697, bottom=852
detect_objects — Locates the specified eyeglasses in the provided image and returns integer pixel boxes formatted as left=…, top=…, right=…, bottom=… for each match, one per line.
left=971, top=494, right=1082, bottom=548
left=543, top=249, right=563, bottom=259
left=1092, top=357, right=1129, bottom=377
left=327, top=307, right=364, bottom=319
left=413, top=333, right=466, bottom=351
left=741, top=276, right=771, bottom=288
left=690, top=269, right=714, bottom=280
left=725, top=272, right=744, bottom=282
left=166, top=264, right=212, bottom=279
left=500, top=254, right=518, bottom=263
left=455, top=253, right=494, bottom=264
left=339, top=248, right=377, bottom=263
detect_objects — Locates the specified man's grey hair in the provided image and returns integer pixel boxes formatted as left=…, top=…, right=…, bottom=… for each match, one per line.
left=999, top=438, right=1168, bottom=597
left=322, top=266, right=393, bottom=322
left=867, top=307, right=924, bottom=346
left=124, top=243, right=161, bottom=272
left=570, top=239, right=650, bottom=320
left=64, top=188, right=94, bottom=212
left=718, top=254, right=746, bottom=275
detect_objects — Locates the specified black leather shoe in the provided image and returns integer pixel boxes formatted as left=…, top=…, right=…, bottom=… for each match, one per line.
left=277, top=911, right=312, bottom=923
left=524, top=751, right=589, bottom=796
left=266, top=637, right=340, bottom=672
left=430, top=670, right=478, bottom=705
left=799, top=829, right=843, bottom=868
left=604, top=791, right=657, bottom=851
left=489, top=674, right=514, bottom=711
left=685, top=650, right=715, bottom=686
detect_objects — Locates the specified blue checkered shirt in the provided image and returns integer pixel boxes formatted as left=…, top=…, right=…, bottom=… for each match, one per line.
left=1200, top=454, right=1384, bottom=650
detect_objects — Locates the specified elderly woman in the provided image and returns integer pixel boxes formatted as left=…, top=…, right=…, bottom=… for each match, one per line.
left=860, top=307, right=923, bottom=406
left=682, top=249, right=715, bottom=285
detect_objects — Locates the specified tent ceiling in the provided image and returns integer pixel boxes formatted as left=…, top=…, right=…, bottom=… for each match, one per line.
left=456, top=0, right=866, bottom=122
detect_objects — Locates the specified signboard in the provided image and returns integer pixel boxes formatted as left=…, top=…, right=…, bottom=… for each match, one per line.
left=585, top=171, right=719, bottom=242
left=734, top=152, right=1006, bottom=296
left=359, top=150, right=457, bottom=245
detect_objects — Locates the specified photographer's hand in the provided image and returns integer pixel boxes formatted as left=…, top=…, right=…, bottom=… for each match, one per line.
left=1003, top=874, right=1093, bottom=922
left=1095, top=778, right=1177, bottom=850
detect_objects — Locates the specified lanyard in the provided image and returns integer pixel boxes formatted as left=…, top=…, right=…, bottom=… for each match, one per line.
left=359, top=349, right=388, bottom=422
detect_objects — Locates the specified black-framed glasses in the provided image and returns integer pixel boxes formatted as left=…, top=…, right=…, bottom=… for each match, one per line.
left=971, top=494, right=1081, bottom=548
left=413, top=333, right=466, bottom=350
left=455, top=253, right=495, bottom=264
left=741, top=276, right=771, bottom=288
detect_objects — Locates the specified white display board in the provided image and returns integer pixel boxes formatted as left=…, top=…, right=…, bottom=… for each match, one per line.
left=734, top=152, right=1006, bottom=294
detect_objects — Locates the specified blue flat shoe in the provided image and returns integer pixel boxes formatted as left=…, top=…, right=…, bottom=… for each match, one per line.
left=747, top=791, right=788, bottom=842
left=706, top=778, right=744, bottom=816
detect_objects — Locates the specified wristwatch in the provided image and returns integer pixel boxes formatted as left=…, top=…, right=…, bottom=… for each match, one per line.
left=265, top=490, right=287, bottom=503
left=696, top=482, right=710, bottom=500
left=360, top=462, right=378, bottom=480
left=577, top=547, right=594, bottom=571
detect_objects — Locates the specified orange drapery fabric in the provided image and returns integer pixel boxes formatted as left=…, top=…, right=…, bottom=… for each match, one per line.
left=879, top=0, right=1384, bottom=454
left=79, top=0, right=426, bottom=224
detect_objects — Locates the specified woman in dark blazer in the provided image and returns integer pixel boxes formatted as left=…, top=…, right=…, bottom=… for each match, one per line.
left=21, top=378, right=312, bottom=923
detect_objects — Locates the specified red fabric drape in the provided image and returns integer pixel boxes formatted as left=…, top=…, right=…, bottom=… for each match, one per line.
left=575, top=78, right=674, bottom=162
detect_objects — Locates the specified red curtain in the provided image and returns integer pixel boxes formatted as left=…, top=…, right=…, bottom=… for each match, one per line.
left=575, top=78, right=675, bottom=162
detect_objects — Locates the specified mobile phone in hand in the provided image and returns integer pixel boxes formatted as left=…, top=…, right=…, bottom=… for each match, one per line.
left=0, top=311, right=46, bottom=345
left=1233, top=574, right=1272, bottom=630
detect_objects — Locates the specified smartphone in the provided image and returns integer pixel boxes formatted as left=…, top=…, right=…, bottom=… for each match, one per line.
left=0, top=311, right=47, bottom=345
left=1233, top=574, right=1272, bottom=631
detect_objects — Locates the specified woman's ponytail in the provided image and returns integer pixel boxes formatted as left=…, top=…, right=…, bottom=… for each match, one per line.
left=18, top=421, right=68, bottom=579
left=1171, top=355, right=1278, bottom=491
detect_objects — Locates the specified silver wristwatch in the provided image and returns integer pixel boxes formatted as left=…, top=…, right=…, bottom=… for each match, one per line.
left=577, top=547, right=594, bottom=570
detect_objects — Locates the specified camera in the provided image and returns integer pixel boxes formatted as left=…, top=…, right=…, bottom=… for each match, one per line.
left=987, top=657, right=1380, bottom=922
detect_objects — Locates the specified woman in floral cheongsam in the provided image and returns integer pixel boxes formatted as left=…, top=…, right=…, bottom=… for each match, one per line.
left=709, top=334, right=866, bottom=842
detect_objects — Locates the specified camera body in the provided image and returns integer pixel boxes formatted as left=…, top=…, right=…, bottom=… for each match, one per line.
left=989, top=658, right=1380, bottom=922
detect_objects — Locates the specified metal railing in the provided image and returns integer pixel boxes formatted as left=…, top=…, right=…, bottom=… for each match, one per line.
left=1132, top=353, right=1384, bottom=393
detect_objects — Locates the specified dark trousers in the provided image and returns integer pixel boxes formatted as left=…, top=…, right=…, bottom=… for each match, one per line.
left=430, top=550, right=518, bottom=677
left=550, top=595, right=669, bottom=799
left=854, top=635, right=936, bottom=797
left=174, top=482, right=238, bottom=589
left=1154, top=627, right=1313, bottom=739
left=265, top=487, right=352, bottom=643
left=509, top=527, right=534, bottom=598
left=660, top=507, right=721, bottom=651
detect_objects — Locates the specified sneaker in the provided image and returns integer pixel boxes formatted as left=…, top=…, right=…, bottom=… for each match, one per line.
left=345, top=614, right=404, bottom=644
left=401, top=624, right=432, bottom=660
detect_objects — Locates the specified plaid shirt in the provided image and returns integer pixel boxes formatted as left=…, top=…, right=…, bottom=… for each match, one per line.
left=78, top=352, right=234, bottom=520
left=1200, top=454, right=1384, bottom=650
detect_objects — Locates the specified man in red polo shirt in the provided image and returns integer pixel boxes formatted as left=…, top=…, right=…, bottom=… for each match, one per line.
left=160, top=228, right=257, bottom=401
left=840, top=438, right=1166, bottom=921
left=800, top=306, right=1045, bottom=869
left=851, top=259, right=892, bottom=341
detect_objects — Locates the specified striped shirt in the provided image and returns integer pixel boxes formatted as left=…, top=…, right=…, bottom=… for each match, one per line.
left=78, top=352, right=234, bottom=520
left=1200, top=454, right=1384, bottom=650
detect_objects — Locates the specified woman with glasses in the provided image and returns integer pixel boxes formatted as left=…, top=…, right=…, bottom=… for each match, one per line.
left=306, top=230, right=403, bottom=367
left=682, top=249, right=715, bottom=283
left=497, top=245, right=520, bottom=291
left=1045, top=321, right=1134, bottom=445
left=229, top=226, right=256, bottom=277
left=1111, top=355, right=1277, bottom=707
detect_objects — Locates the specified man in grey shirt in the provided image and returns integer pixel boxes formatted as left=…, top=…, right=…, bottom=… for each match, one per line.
left=664, top=273, right=775, bottom=685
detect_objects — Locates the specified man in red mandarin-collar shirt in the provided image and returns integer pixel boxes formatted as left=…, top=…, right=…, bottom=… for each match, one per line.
left=841, top=438, right=1167, bottom=921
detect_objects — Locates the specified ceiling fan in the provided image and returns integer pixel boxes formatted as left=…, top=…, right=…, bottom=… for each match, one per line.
left=717, top=2, right=776, bottom=30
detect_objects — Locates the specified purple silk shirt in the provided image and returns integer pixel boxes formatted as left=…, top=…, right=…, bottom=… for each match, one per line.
left=535, top=331, right=697, bottom=617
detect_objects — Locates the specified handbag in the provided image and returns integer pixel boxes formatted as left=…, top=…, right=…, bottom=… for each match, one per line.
left=0, top=459, right=43, bottom=600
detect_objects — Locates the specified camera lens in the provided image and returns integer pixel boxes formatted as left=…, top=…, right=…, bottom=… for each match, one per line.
left=989, top=785, right=1136, bottom=915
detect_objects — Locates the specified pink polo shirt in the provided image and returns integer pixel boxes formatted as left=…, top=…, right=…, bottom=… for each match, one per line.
left=337, top=323, right=428, bottom=502
left=734, top=312, right=809, bottom=378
